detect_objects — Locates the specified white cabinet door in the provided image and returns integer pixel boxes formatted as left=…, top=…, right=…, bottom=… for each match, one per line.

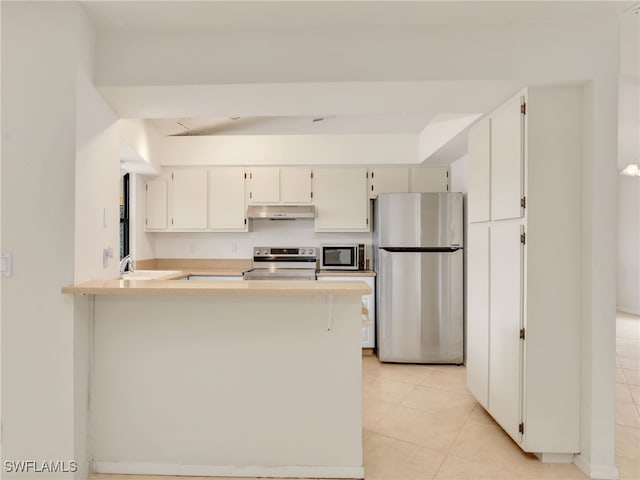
left=369, top=167, right=409, bottom=198
left=170, top=168, right=208, bottom=230
left=468, top=117, right=492, bottom=222
left=209, top=167, right=247, bottom=231
left=491, top=94, right=525, bottom=220
left=466, top=223, right=490, bottom=409
left=145, top=178, right=168, bottom=230
left=281, top=167, right=312, bottom=204
left=489, top=222, right=524, bottom=442
left=409, top=167, right=449, bottom=192
left=317, top=275, right=375, bottom=348
left=247, top=167, right=280, bottom=204
left=314, top=168, right=369, bottom=232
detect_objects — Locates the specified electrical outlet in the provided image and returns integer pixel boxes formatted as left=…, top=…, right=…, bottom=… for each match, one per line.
left=1, top=253, right=12, bottom=277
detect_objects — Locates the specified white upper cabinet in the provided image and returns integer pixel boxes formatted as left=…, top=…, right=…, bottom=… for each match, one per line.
left=209, top=167, right=247, bottom=231
left=247, top=167, right=280, bottom=204
left=247, top=167, right=312, bottom=204
left=490, top=94, right=525, bottom=220
left=409, top=167, right=449, bottom=192
left=468, top=117, right=492, bottom=223
left=368, top=167, right=409, bottom=198
left=145, top=178, right=168, bottom=231
left=280, top=167, right=313, bottom=204
left=314, top=167, right=369, bottom=232
left=170, top=168, right=208, bottom=230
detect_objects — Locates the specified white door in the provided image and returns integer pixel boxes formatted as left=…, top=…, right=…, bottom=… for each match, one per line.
left=409, top=167, right=449, bottom=193
left=170, top=168, right=208, bottom=230
left=491, top=94, right=525, bottom=221
left=281, top=167, right=312, bottom=204
left=247, top=167, right=280, bottom=204
left=369, top=168, right=409, bottom=198
left=145, top=179, right=168, bottom=230
left=489, top=221, right=524, bottom=442
left=209, top=167, right=247, bottom=231
left=468, top=117, right=491, bottom=223
left=314, top=168, right=369, bottom=232
left=466, top=223, right=490, bottom=408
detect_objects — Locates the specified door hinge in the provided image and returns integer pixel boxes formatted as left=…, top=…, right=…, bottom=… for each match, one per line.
left=244, top=218, right=247, bottom=225
left=310, top=191, right=313, bottom=199
left=249, top=173, right=253, bottom=180
left=521, top=196, right=526, bottom=209
left=447, top=184, right=449, bottom=191
left=310, top=171, right=314, bottom=179
left=366, top=218, right=369, bottom=225
left=519, top=328, right=526, bottom=340
left=371, top=185, right=374, bottom=192
left=366, top=172, right=369, bottom=179
left=171, top=173, right=174, bottom=180
left=249, top=192, right=253, bottom=199
left=519, top=422, right=525, bottom=434
left=145, top=219, right=148, bottom=226
left=446, top=171, right=449, bottom=178
left=145, top=184, right=148, bottom=191
left=371, top=171, right=375, bottom=179
left=171, top=219, right=174, bottom=226
left=520, top=232, right=526, bottom=245
left=244, top=172, right=247, bottom=179
left=521, top=102, right=527, bottom=115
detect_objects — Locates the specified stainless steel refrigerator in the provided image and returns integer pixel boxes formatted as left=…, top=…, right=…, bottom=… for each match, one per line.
left=373, top=193, right=463, bottom=364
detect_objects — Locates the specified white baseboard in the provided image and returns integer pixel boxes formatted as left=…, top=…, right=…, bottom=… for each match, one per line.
left=534, top=452, right=574, bottom=463
left=616, top=306, right=640, bottom=316
left=574, top=454, right=620, bottom=480
left=93, top=461, right=365, bottom=479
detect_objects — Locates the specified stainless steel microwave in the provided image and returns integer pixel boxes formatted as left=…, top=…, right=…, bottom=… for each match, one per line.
left=320, top=244, right=365, bottom=270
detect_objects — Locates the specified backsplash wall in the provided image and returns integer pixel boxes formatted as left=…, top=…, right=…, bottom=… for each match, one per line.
left=152, top=219, right=373, bottom=261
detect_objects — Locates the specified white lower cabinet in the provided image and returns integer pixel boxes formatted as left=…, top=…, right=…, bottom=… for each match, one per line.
left=317, top=275, right=375, bottom=348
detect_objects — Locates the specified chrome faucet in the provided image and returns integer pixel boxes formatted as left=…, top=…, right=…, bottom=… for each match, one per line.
left=119, top=255, right=134, bottom=275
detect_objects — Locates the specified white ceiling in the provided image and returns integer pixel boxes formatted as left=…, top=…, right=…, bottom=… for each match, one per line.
left=86, top=1, right=634, bottom=162
left=83, top=1, right=631, bottom=32
left=151, top=113, right=440, bottom=136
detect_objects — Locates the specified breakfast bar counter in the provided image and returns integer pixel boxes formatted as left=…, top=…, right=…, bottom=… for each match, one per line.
left=63, top=279, right=368, bottom=479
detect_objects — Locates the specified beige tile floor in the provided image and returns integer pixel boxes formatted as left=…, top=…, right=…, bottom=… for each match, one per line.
left=92, top=312, right=640, bottom=480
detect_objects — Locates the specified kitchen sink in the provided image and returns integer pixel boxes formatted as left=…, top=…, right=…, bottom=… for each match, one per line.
left=120, top=270, right=183, bottom=280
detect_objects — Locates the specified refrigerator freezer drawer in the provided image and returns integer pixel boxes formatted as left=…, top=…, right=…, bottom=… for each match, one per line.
left=377, top=249, right=463, bottom=363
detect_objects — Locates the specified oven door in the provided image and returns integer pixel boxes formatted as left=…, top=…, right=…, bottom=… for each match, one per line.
left=243, top=269, right=317, bottom=280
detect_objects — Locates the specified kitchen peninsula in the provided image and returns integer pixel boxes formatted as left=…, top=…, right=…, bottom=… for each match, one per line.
left=63, top=279, right=370, bottom=479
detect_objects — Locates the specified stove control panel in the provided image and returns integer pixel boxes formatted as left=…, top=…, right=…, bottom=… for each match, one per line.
left=253, top=247, right=317, bottom=258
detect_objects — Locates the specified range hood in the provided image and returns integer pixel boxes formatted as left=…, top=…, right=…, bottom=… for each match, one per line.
left=246, top=205, right=315, bottom=220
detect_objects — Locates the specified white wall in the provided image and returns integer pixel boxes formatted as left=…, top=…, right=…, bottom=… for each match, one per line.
left=617, top=177, right=640, bottom=314
left=1, top=2, right=98, bottom=477
left=616, top=10, right=640, bottom=315
left=75, top=70, right=120, bottom=283
left=119, top=119, right=163, bottom=172
left=159, top=134, right=418, bottom=166
left=153, top=220, right=371, bottom=261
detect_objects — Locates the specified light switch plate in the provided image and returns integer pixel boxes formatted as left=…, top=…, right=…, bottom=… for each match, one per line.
left=1, top=253, right=12, bottom=277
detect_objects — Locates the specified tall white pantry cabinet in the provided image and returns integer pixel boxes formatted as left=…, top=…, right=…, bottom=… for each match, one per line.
left=466, top=86, right=582, bottom=461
